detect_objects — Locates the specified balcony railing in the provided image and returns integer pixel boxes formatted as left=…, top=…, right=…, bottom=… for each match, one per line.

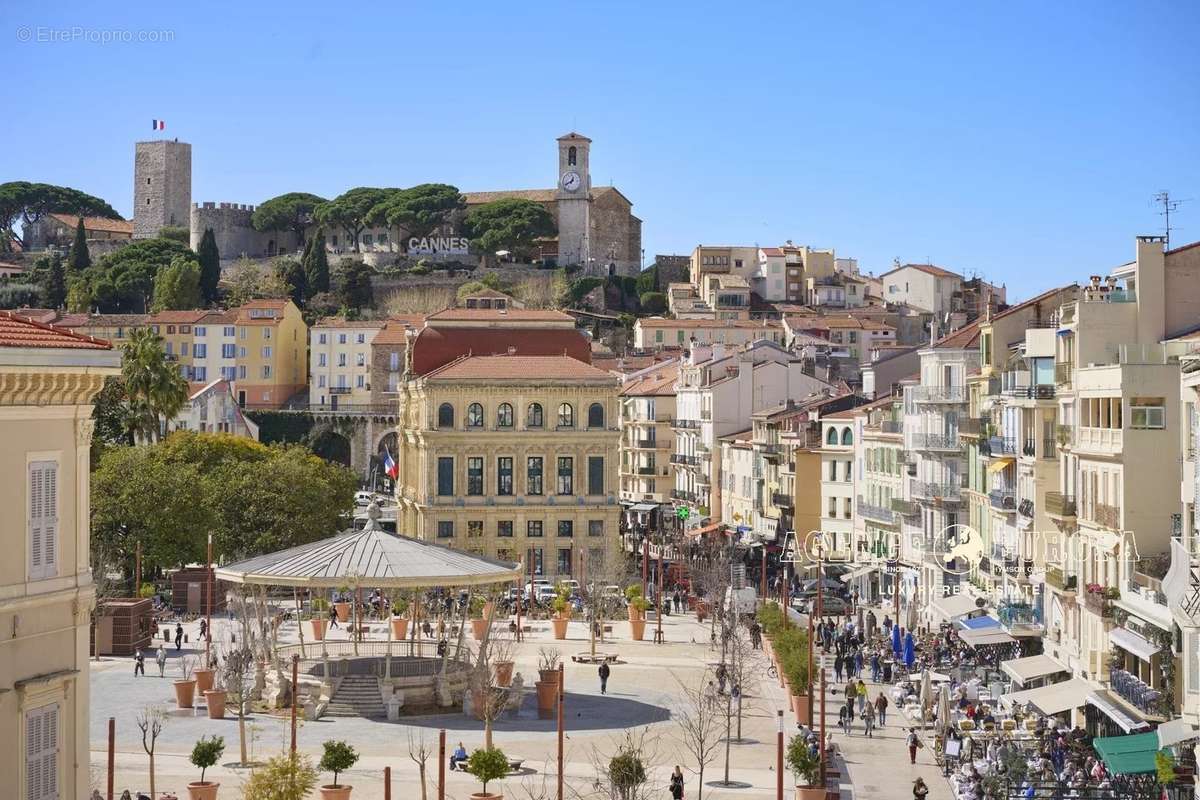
left=635, top=438, right=658, bottom=449
left=670, top=489, right=697, bottom=503
left=1055, top=362, right=1074, bottom=388
left=959, top=418, right=983, bottom=436
left=910, top=479, right=961, bottom=502
left=700, top=409, right=712, bottom=420
left=1076, top=426, right=1123, bottom=454
left=1093, top=503, right=1121, bottom=530
left=989, top=489, right=1016, bottom=511
left=1110, top=668, right=1164, bottom=716
left=998, top=601, right=1042, bottom=629
left=635, top=466, right=656, bottom=476
left=986, top=436, right=1017, bottom=456
left=670, top=418, right=699, bottom=430
left=912, top=432, right=961, bottom=451
left=771, top=492, right=794, bottom=509
left=1004, top=384, right=1056, bottom=400
left=911, top=385, right=967, bottom=404
left=892, top=498, right=919, bottom=516
left=1045, top=566, right=1077, bottom=592
left=881, top=420, right=903, bottom=434
left=329, top=386, right=352, bottom=395
left=1083, top=589, right=1114, bottom=618
left=669, top=454, right=699, bottom=466
left=857, top=497, right=897, bottom=524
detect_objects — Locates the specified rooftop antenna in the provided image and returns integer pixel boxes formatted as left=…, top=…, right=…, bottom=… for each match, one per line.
left=1153, top=191, right=1190, bottom=248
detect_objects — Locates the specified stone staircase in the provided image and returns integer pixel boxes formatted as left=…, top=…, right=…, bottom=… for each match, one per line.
left=325, top=675, right=385, bottom=718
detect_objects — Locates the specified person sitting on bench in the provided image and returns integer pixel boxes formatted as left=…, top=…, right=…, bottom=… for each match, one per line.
left=450, top=742, right=469, bottom=771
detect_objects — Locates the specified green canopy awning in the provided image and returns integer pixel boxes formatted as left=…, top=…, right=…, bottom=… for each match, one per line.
left=1092, top=731, right=1161, bottom=775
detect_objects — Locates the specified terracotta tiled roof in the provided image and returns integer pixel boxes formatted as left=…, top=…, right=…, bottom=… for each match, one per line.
left=462, top=185, right=623, bottom=206
left=932, top=320, right=981, bottom=350
left=47, top=213, right=133, bottom=235
left=426, top=307, right=574, bottom=323
left=423, top=354, right=616, bottom=382
left=410, top=326, right=590, bottom=375
left=57, top=313, right=149, bottom=329
left=784, top=315, right=894, bottom=331
left=373, top=315, right=426, bottom=346
left=147, top=310, right=209, bottom=325
left=314, top=317, right=387, bottom=328
left=461, top=288, right=514, bottom=300
left=8, top=308, right=61, bottom=324
left=619, top=363, right=680, bottom=396
left=759, top=247, right=784, bottom=256
left=197, top=310, right=236, bottom=325
left=233, top=298, right=291, bottom=325
left=0, top=310, right=112, bottom=350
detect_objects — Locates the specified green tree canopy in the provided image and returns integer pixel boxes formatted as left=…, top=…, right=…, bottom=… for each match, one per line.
left=68, top=217, right=91, bottom=272
left=41, top=252, right=67, bottom=309
left=303, top=228, right=330, bottom=297
left=335, top=261, right=374, bottom=310
left=314, top=188, right=395, bottom=253
left=252, top=192, right=327, bottom=244
left=463, top=198, right=556, bottom=261
left=150, top=255, right=202, bottom=312
left=370, top=183, right=464, bottom=245
left=223, top=258, right=290, bottom=307
left=91, top=432, right=356, bottom=573
left=120, top=327, right=189, bottom=442
left=275, top=256, right=307, bottom=308
left=0, top=181, right=121, bottom=251
left=69, top=237, right=193, bottom=313
left=196, top=228, right=221, bottom=304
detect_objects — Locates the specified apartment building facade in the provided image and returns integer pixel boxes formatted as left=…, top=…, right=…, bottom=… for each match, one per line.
left=394, top=354, right=621, bottom=579
left=369, top=315, right=425, bottom=403
left=633, top=317, right=784, bottom=351
left=0, top=312, right=120, bottom=800
left=230, top=299, right=307, bottom=408
left=309, top=318, right=385, bottom=407
left=618, top=362, right=678, bottom=507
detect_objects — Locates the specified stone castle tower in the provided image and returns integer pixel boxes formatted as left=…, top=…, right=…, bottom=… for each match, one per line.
left=555, top=132, right=591, bottom=268
left=133, top=140, right=191, bottom=239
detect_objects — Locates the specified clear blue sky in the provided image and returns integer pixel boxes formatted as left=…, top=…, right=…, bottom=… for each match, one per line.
left=3, top=1, right=1197, bottom=299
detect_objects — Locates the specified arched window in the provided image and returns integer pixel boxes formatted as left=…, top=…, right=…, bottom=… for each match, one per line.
left=568, top=146, right=577, bottom=166
left=587, top=402, right=605, bottom=429
left=841, top=427, right=853, bottom=446
left=497, top=403, right=514, bottom=428
left=437, top=403, right=454, bottom=428
left=467, top=403, right=484, bottom=428
left=826, top=427, right=838, bottom=445
left=557, top=403, right=574, bottom=428
left=527, top=403, right=544, bottom=428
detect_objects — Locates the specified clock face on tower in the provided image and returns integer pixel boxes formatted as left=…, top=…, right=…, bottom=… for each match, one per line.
left=560, top=171, right=582, bottom=192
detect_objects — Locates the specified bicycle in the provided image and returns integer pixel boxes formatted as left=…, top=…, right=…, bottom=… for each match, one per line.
left=766, top=662, right=778, bottom=679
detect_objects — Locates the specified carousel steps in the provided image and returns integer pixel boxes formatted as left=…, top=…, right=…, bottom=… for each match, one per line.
left=326, top=675, right=385, bottom=717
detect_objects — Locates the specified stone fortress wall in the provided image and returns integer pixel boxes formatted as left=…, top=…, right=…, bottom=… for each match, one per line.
left=189, top=202, right=300, bottom=260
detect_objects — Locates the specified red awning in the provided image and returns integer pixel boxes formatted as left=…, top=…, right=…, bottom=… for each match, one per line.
left=685, top=522, right=722, bottom=538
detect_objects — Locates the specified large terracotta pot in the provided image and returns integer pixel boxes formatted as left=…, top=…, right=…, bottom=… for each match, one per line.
left=494, top=660, right=514, bottom=687
left=792, top=693, right=810, bottom=724
left=482, top=601, right=496, bottom=620
left=626, top=605, right=643, bottom=621
left=471, top=618, right=489, bottom=640
left=334, top=602, right=351, bottom=622
left=187, top=782, right=219, bottom=800
left=470, top=793, right=503, bottom=800
left=310, top=618, right=327, bottom=640
left=795, top=786, right=824, bottom=800
left=629, top=618, right=646, bottom=641
left=696, top=604, right=708, bottom=623
left=174, top=679, right=197, bottom=709
left=390, top=616, right=409, bottom=640
left=535, top=681, right=558, bottom=719
left=538, top=669, right=561, bottom=687
left=320, top=786, right=353, bottom=800
left=204, top=689, right=227, bottom=719
left=194, top=668, right=215, bottom=693
left=552, top=617, right=568, bottom=640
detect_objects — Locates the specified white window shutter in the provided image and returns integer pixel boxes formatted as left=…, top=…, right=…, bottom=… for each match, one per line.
left=44, top=704, right=58, bottom=800
left=28, top=463, right=44, bottom=577
left=25, top=708, right=42, bottom=800
left=43, top=465, right=58, bottom=575
left=24, top=703, right=59, bottom=800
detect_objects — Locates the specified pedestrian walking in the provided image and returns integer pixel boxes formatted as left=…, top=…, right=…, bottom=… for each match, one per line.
left=856, top=679, right=867, bottom=713
left=833, top=653, right=844, bottom=682
left=670, top=766, right=684, bottom=800
left=155, top=645, right=167, bottom=678
left=839, top=703, right=854, bottom=735
left=174, top=622, right=183, bottom=651
left=870, top=652, right=880, bottom=682
left=328, top=603, right=339, bottom=629
left=133, top=651, right=145, bottom=676
left=199, top=618, right=208, bottom=642
left=906, top=728, right=922, bottom=764
left=598, top=661, right=611, bottom=694
left=861, top=701, right=875, bottom=738
left=715, top=663, right=727, bottom=694
left=912, top=778, right=929, bottom=799
left=854, top=649, right=864, bottom=678
left=874, top=692, right=888, bottom=727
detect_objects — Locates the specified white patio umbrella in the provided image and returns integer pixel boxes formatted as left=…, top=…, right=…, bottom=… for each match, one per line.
left=938, top=683, right=952, bottom=737
left=920, top=667, right=934, bottom=728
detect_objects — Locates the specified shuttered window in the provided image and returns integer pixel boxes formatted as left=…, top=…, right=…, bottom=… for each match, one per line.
left=25, top=703, right=59, bottom=800
left=29, top=461, right=59, bottom=581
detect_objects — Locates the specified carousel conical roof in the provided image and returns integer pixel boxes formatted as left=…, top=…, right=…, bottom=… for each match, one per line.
left=215, top=506, right=521, bottom=589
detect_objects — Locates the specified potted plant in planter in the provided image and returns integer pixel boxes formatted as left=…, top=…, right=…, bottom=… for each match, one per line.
left=537, top=647, right=561, bottom=685
left=204, top=666, right=227, bottom=720
left=195, top=656, right=216, bottom=694
left=470, top=596, right=489, bottom=640
left=174, top=656, right=198, bottom=709
left=334, top=588, right=351, bottom=623
left=628, top=596, right=648, bottom=641
left=187, top=735, right=224, bottom=800
left=554, top=583, right=573, bottom=619
left=310, top=598, right=329, bottom=640
left=551, top=596, right=569, bottom=639
left=389, top=595, right=410, bottom=640
left=535, top=648, right=561, bottom=719
left=785, top=655, right=810, bottom=723
left=466, top=746, right=509, bottom=800
left=242, top=751, right=316, bottom=800
left=318, top=739, right=359, bottom=799
left=493, top=658, right=515, bottom=687
left=624, top=586, right=644, bottom=621
left=787, top=733, right=823, bottom=800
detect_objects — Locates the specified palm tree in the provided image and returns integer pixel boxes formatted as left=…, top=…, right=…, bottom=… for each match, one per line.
left=121, top=328, right=188, bottom=443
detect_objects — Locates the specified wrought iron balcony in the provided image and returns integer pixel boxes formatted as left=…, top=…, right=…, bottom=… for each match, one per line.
left=857, top=497, right=897, bottom=524
left=1092, top=503, right=1121, bottom=530
left=986, top=436, right=1017, bottom=456
left=912, top=432, right=961, bottom=451
left=1110, top=668, right=1165, bottom=716
left=1018, top=499, right=1035, bottom=518
left=329, top=386, right=352, bottom=395
left=911, top=385, right=967, bottom=404
left=670, top=418, right=699, bottom=430
left=636, top=466, right=656, bottom=476
left=910, top=479, right=961, bottom=502
left=1045, top=491, right=1076, bottom=518
left=1004, top=384, right=1056, bottom=400
left=669, top=454, right=700, bottom=466
left=635, top=438, right=658, bottom=449
left=959, top=417, right=983, bottom=437
left=892, top=498, right=919, bottom=516
left=989, top=489, right=1016, bottom=511
left=771, top=492, right=794, bottom=509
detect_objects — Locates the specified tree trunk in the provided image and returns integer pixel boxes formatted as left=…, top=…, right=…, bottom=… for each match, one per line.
left=419, top=763, right=427, bottom=800
left=485, top=717, right=493, bottom=750
left=148, top=753, right=156, bottom=799
left=238, top=708, right=247, bottom=764
left=696, top=766, right=704, bottom=800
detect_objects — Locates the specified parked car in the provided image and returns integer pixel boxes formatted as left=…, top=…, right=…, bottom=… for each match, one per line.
left=524, top=579, right=551, bottom=598
left=354, top=491, right=374, bottom=507
left=794, top=595, right=849, bottom=616
left=534, top=585, right=557, bottom=604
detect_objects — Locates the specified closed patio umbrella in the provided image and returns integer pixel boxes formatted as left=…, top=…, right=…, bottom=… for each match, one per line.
left=903, top=631, right=915, bottom=668
left=892, top=622, right=901, bottom=657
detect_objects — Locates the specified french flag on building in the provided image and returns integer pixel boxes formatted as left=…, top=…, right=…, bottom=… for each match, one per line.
left=152, top=119, right=166, bottom=131
left=383, top=447, right=399, bottom=480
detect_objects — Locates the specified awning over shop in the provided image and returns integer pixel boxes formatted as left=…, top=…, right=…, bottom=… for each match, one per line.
left=1086, top=691, right=1150, bottom=734
left=928, top=592, right=983, bottom=623
left=987, top=458, right=1015, bottom=473
left=839, top=564, right=877, bottom=583
left=629, top=502, right=658, bottom=513
left=1001, top=654, right=1068, bottom=686
left=1092, top=731, right=1161, bottom=775
left=959, top=628, right=1017, bottom=647
left=1002, top=677, right=1095, bottom=715
left=1109, top=627, right=1160, bottom=661
left=959, top=615, right=1001, bottom=630
left=685, top=522, right=721, bottom=538
left=1156, top=718, right=1200, bottom=749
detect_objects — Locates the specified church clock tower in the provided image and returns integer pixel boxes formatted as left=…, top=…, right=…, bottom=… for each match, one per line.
left=556, top=132, right=592, bottom=271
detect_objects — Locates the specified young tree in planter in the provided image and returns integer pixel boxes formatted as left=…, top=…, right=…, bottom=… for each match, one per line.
left=578, top=547, right=636, bottom=660
left=406, top=731, right=433, bottom=800
left=672, top=673, right=723, bottom=800
left=319, top=739, right=360, bottom=791
left=589, top=728, right=659, bottom=800
left=189, top=735, right=225, bottom=793
left=135, top=706, right=166, bottom=799
left=470, top=626, right=516, bottom=749
left=466, top=747, right=509, bottom=799
left=786, top=734, right=821, bottom=792
left=242, top=751, right=317, bottom=800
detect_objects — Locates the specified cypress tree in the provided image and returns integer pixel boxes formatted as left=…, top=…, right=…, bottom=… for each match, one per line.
left=43, top=252, right=67, bottom=308
left=304, top=228, right=330, bottom=296
left=196, top=228, right=221, bottom=305
left=67, top=217, right=91, bottom=273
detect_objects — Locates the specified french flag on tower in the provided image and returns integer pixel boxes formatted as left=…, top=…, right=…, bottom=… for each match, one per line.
left=152, top=119, right=166, bottom=131
left=383, top=447, right=399, bottom=480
